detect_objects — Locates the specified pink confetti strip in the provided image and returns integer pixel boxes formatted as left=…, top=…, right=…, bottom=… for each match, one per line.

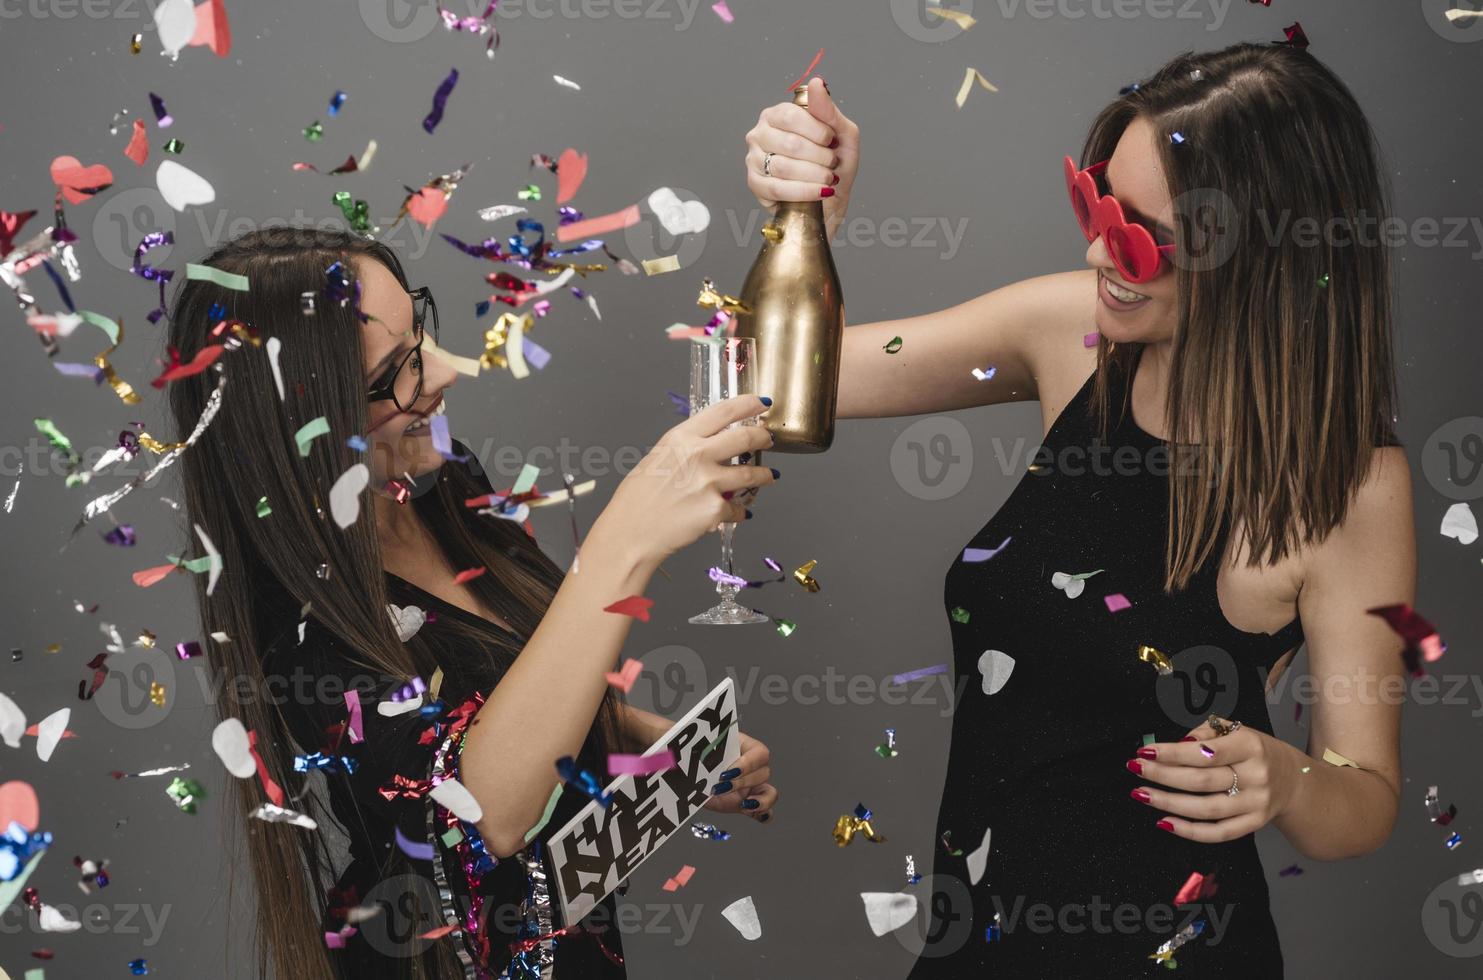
left=1104, top=593, right=1131, bottom=612
left=608, top=748, right=677, bottom=776
left=711, top=1, right=734, bottom=22
left=344, top=690, right=364, bottom=744
left=555, top=204, right=640, bottom=243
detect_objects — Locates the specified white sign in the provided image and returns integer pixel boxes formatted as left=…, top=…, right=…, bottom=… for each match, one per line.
left=548, top=677, right=740, bottom=925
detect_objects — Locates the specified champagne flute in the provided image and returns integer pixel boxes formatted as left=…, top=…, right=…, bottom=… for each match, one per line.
left=688, top=336, right=770, bottom=626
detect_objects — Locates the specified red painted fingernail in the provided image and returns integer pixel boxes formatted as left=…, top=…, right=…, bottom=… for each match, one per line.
left=1131, top=788, right=1152, bottom=803
left=721, top=490, right=734, bottom=501
left=1125, top=759, right=1143, bottom=775
left=1156, top=819, right=1175, bottom=833
left=828, top=137, right=839, bottom=149
left=1137, top=747, right=1158, bottom=760
left=1179, top=736, right=1197, bottom=742
left=820, top=186, right=835, bottom=198
left=830, top=173, right=840, bottom=185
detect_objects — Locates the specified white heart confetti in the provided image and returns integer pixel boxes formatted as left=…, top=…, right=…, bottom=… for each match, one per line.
left=379, top=695, right=422, bottom=717
left=156, top=159, right=216, bottom=211
left=37, top=902, right=82, bottom=933
left=212, top=718, right=257, bottom=778
left=861, top=892, right=917, bottom=937
left=0, top=693, right=26, bottom=749
left=330, top=463, right=371, bottom=529
left=648, top=187, right=711, bottom=236
left=1051, top=568, right=1103, bottom=598
left=721, top=895, right=761, bottom=940
left=388, top=603, right=426, bottom=642
left=152, top=0, right=196, bottom=57
left=977, top=650, right=1015, bottom=696
left=1441, top=502, right=1478, bottom=545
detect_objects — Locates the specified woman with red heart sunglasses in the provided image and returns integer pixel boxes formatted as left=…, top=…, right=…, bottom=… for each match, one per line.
left=747, top=38, right=1411, bottom=979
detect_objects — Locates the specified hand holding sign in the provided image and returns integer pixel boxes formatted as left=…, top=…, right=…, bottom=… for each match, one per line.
left=702, top=731, right=777, bottom=822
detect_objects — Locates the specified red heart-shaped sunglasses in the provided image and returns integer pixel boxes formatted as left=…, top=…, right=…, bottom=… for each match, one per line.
left=1063, top=156, right=1176, bottom=285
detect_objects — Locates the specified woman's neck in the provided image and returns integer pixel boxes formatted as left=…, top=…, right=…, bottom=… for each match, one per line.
left=1131, top=339, right=1175, bottom=439
left=374, top=492, right=433, bottom=571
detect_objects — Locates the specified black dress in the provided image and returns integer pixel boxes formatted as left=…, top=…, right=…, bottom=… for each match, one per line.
left=910, top=362, right=1302, bottom=977
left=263, top=573, right=628, bottom=979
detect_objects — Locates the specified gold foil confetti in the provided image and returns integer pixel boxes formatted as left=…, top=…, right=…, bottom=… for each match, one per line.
left=926, top=4, right=977, bottom=28
left=760, top=223, right=783, bottom=244
left=955, top=67, right=999, bottom=108
left=1137, top=644, right=1173, bottom=676
left=793, top=559, right=821, bottom=593
left=642, top=255, right=682, bottom=276
left=148, top=681, right=166, bottom=706
left=696, top=278, right=752, bottom=315
left=1322, top=747, right=1359, bottom=768
left=479, top=312, right=536, bottom=373
left=833, top=811, right=886, bottom=846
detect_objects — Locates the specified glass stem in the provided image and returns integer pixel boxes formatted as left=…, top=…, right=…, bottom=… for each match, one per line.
left=717, top=522, right=738, bottom=603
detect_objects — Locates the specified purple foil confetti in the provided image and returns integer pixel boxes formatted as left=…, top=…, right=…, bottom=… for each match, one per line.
left=174, top=641, right=202, bottom=660
left=54, top=362, right=104, bottom=381
left=521, top=335, right=551, bottom=370
left=395, top=826, right=436, bottom=861
left=428, top=415, right=470, bottom=462
left=149, top=92, right=173, bottom=127
left=961, top=537, right=1012, bottom=563
left=422, top=68, right=459, bottom=134
left=102, top=525, right=136, bottom=547
left=891, top=663, right=949, bottom=685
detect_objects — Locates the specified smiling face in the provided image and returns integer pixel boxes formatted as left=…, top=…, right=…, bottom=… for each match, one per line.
left=356, top=256, right=457, bottom=487
left=1086, top=116, right=1180, bottom=344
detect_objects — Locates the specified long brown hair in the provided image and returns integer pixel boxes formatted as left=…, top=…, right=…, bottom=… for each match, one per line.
left=1082, top=41, right=1397, bottom=591
left=165, top=227, right=621, bottom=979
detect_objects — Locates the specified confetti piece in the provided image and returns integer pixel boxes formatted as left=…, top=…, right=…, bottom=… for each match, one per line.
left=453, top=567, right=486, bottom=584
left=329, top=463, right=370, bottom=528
left=955, top=67, right=999, bottom=108
left=33, top=710, right=68, bottom=764
left=423, top=68, right=459, bottom=134
left=661, top=864, right=698, bottom=892
left=511, top=463, right=541, bottom=495
left=971, top=366, right=996, bottom=381
left=395, top=826, right=436, bottom=861
left=552, top=74, right=581, bottom=90
left=964, top=825, right=992, bottom=884
left=604, top=659, right=643, bottom=693
left=926, top=4, right=977, bottom=28
left=194, top=522, right=222, bottom=596
left=604, top=595, right=654, bottom=622
left=608, top=749, right=677, bottom=777
left=165, top=777, right=205, bottom=814
left=211, top=718, right=256, bottom=778
left=1138, top=644, right=1174, bottom=675
left=265, top=337, right=285, bottom=399
left=1425, top=784, right=1458, bottom=826
left=774, top=618, right=797, bottom=637
left=185, top=263, right=249, bottom=292
left=1441, top=502, right=1478, bottom=544
left=883, top=336, right=903, bottom=353
left=294, top=417, right=330, bottom=457
left=834, top=804, right=886, bottom=846
left=1051, top=569, right=1103, bottom=598
left=1104, top=593, right=1132, bottom=612
left=1083, top=331, right=1100, bottom=348
left=124, top=120, right=149, bottom=167
left=785, top=48, right=825, bottom=92
left=428, top=778, right=482, bottom=823
left=1447, top=8, right=1483, bottom=22
left=556, top=204, right=641, bottom=243
left=49, top=156, right=114, bottom=205
left=556, top=147, right=589, bottom=204
left=522, top=784, right=565, bottom=843
left=153, top=0, right=196, bottom=56
left=1322, top=747, right=1358, bottom=768
left=976, top=650, right=1015, bottom=695
left=387, top=603, right=425, bottom=642
left=961, top=536, right=1011, bottom=562
left=1279, top=864, right=1305, bottom=877
left=721, top=895, right=761, bottom=941
left=792, top=559, right=821, bottom=592
left=250, top=803, right=317, bottom=829
left=478, top=204, right=528, bottom=222
left=862, top=892, right=917, bottom=936
left=892, top=663, right=948, bottom=685
left=1367, top=603, right=1446, bottom=675
left=711, top=0, right=734, bottom=22
left=150, top=344, right=224, bottom=388
left=642, top=255, right=682, bottom=275
left=187, top=0, right=232, bottom=56
left=649, top=187, right=710, bottom=235
left=155, top=159, right=215, bottom=211
left=875, top=727, right=898, bottom=758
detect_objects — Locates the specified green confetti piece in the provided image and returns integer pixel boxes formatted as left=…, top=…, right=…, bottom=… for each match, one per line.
left=517, top=183, right=542, bottom=201
left=704, top=719, right=735, bottom=758
left=1068, top=568, right=1104, bottom=581
left=511, top=462, right=541, bottom=495
left=522, top=784, right=564, bottom=843
left=295, top=417, right=330, bottom=456
left=775, top=618, right=797, bottom=637
left=441, top=825, right=465, bottom=848
left=303, top=120, right=324, bottom=141
left=883, top=336, right=903, bottom=354
left=255, top=496, right=272, bottom=518
left=167, top=554, right=216, bottom=574
left=33, top=418, right=77, bottom=459
left=186, top=262, right=250, bottom=292
left=80, top=309, right=121, bottom=345
left=163, top=138, right=184, bottom=154
left=1142, top=732, right=1156, bottom=746
left=166, top=777, right=206, bottom=814
left=1316, top=273, right=1330, bottom=288
left=950, top=607, right=970, bottom=624
left=874, top=744, right=898, bottom=759
left=26, top=969, right=46, bottom=980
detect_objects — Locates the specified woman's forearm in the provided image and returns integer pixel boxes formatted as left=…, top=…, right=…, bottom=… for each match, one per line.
left=1274, top=741, right=1400, bottom=861
left=461, top=524, right=658, bottom=856
left=617, top=702, right=675, bottom=753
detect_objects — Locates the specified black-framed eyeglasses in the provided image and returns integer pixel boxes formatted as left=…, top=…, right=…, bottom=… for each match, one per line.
left=366, top=286, right=439, bottom=413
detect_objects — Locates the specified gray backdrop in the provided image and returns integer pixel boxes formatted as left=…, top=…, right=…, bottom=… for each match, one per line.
left=3, top=0, right=1482, bottom=977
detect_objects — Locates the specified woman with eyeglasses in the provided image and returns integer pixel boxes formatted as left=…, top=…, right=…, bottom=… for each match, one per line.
left=165, top=227, right=780, bottom=979
left=744, top=42, right=1413, bottom=977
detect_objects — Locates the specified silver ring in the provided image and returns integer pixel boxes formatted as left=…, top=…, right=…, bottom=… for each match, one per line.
left=1226, top=765, right=1240, bottom=796
left=762, top=151, right=775, bottom=177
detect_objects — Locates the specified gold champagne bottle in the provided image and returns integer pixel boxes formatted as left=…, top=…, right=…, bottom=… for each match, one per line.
left=732, top=83, right=845, bottom=453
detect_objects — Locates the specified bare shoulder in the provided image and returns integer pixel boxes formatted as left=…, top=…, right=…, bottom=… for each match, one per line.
left=1013, top=268, right=1099, bottom=427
